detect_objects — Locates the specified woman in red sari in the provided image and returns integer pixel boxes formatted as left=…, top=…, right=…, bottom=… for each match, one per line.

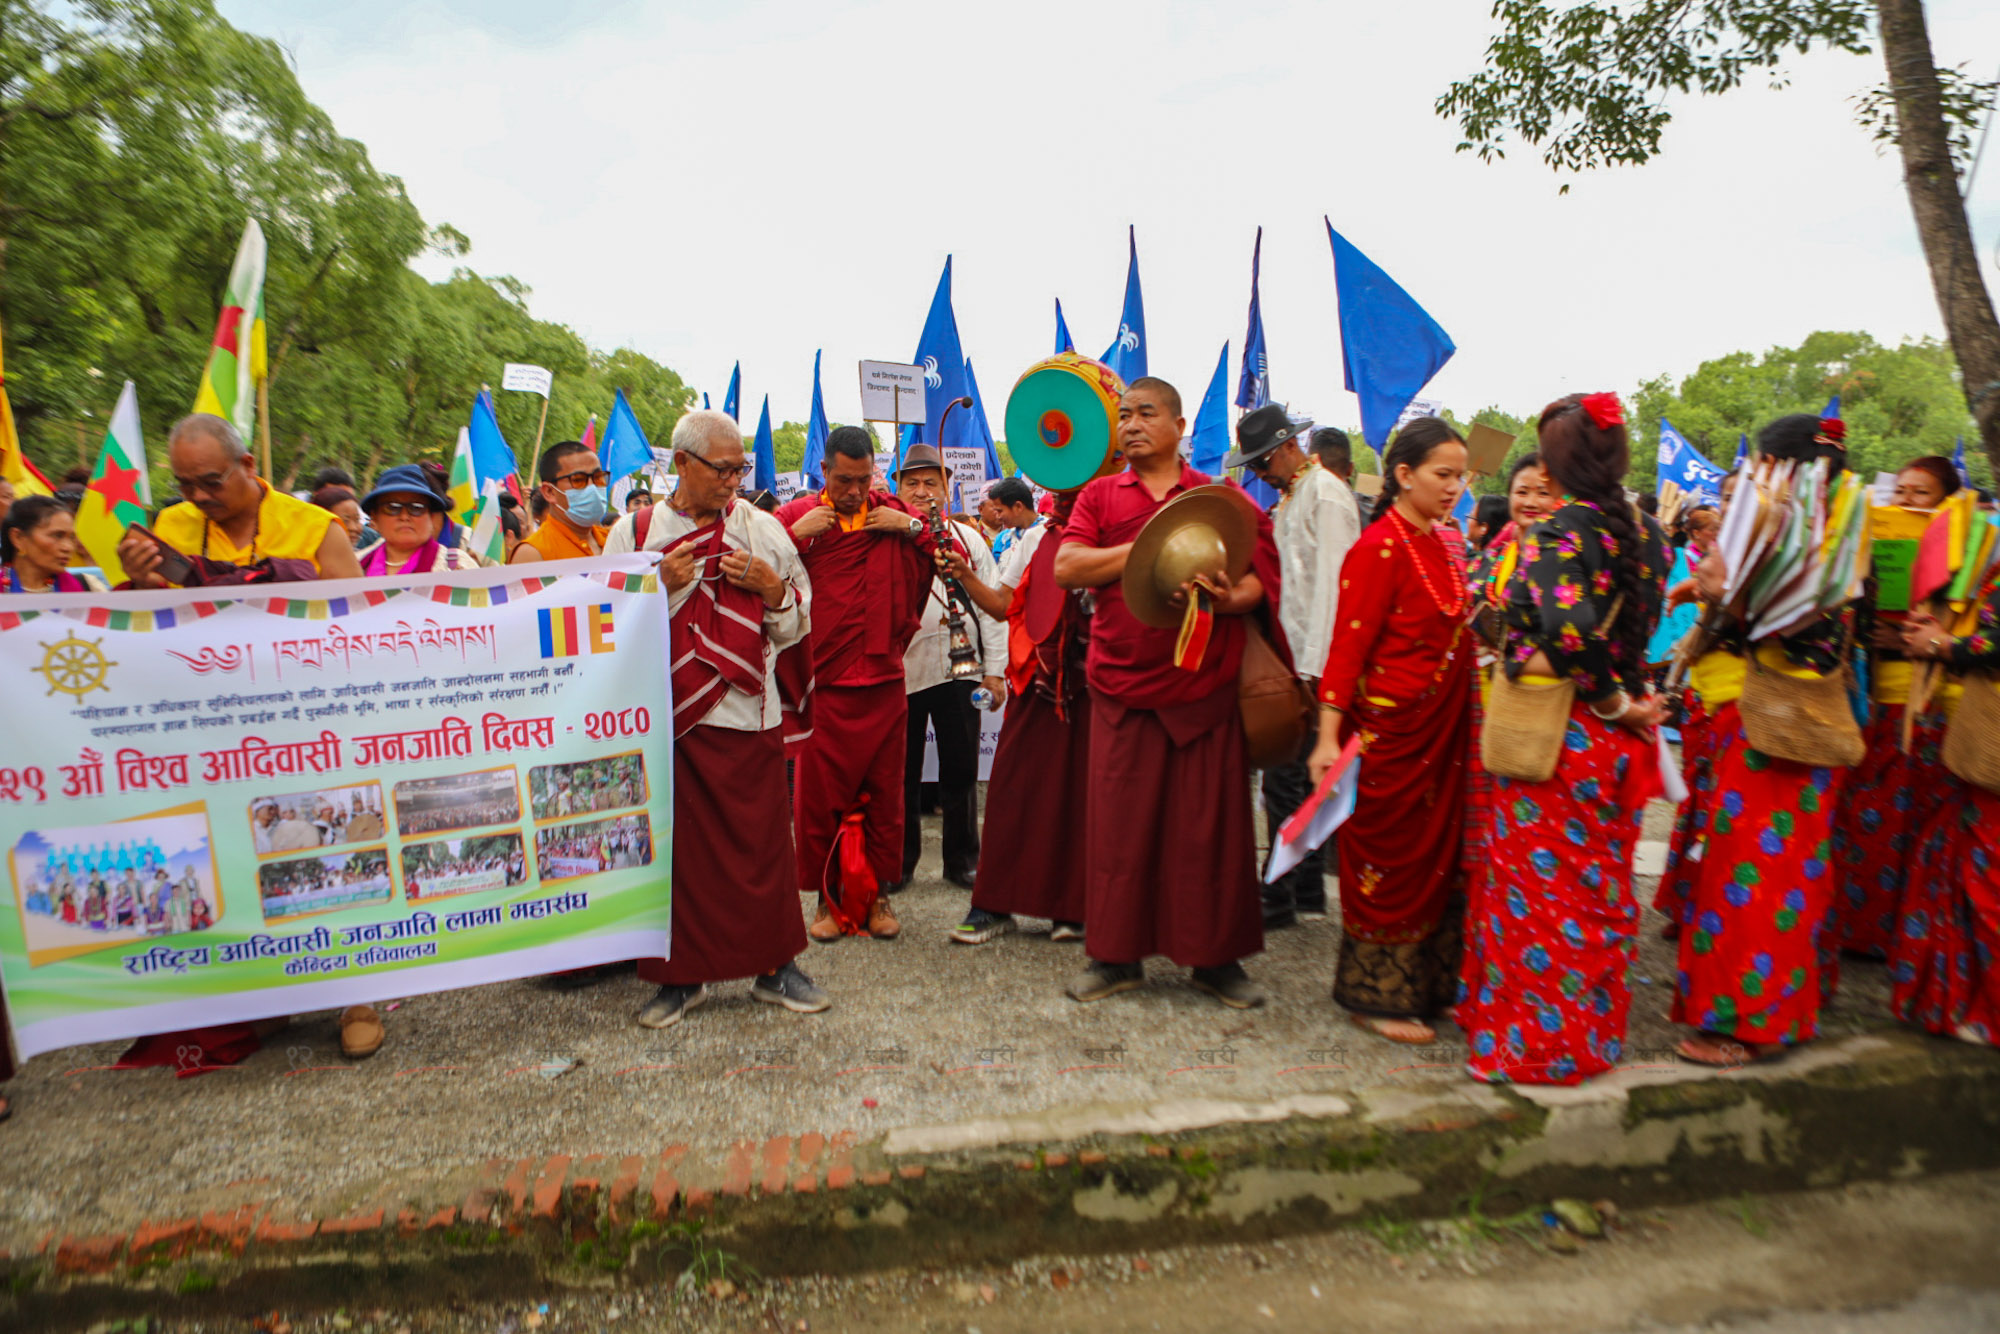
left=1457, top=395, right=1669, bottom=1085
left=1308, top=418, right=1472, bottom=1046
left=1890, top=575, right=2000, bottom=1048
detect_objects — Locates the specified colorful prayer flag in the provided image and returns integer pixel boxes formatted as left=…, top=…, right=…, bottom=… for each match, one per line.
left=76, top=382, right=150, bottom=584
left=537, top=603, right=617, bottom=658
left=190, top=219, right=267, bottom=441
left=446, top=427, right=479, bottom=527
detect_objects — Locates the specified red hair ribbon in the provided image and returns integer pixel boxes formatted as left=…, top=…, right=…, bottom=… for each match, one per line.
left=1817, top=417, right=1846, bottom=445
left=1578, top=393, right=1625, bottom=430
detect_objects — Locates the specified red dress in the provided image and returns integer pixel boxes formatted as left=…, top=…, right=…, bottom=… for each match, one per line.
left=1318, top=512, right=1472, bottom=1017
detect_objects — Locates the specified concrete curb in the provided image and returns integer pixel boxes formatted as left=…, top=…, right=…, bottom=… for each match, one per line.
left=5, top=1030, right=1996, bottom=1327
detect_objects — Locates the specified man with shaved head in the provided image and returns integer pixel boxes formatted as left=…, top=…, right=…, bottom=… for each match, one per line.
left=117, top=413, right=361, bottom=586
left=606, top=410, right=826, bottom=1028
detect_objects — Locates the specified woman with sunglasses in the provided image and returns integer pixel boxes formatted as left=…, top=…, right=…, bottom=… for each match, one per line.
left=358, top=465, right=480, bottom=575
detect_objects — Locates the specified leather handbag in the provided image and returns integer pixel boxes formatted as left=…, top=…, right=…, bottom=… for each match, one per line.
left=1239, top=620, right=1312, bottom=769
left=1480, top=670, right=1574, bottom=783
left=1738, top=637, right=1864, bottom=770
left=1942, top=671, right=2000, bottom=795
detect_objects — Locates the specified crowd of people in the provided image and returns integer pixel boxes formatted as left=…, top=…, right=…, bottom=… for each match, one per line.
left=20, top=858, right=213, bottom=939
left=528, top=756, right=647, bottom=823
left=402, top=838, right=528, bottom=900
left=252, top=792, right=386, bottom=853
left=2, top=388, right=1996, bottom=1119
left=535, top=817, right=653, bottom=877
left=256, top=852, right=393, bottom=918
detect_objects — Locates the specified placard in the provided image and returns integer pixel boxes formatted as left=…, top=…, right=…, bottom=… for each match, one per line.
left=859, top=361, right=927, bottom=424
left=501, top=363, right=554, bottom=398
left=1464, top=423, right=1515, bottom=477
left=1869, top=504, right=1933, bottom=613
left=0, top=558, right=673, bottom=1062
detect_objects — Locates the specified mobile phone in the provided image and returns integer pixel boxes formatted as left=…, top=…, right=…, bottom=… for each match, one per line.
left=125, top=524, right=195, bottom=584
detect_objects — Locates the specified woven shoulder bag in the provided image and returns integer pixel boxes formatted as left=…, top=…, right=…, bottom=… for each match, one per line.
left=1737, top=629, right=1864, bottom=768
left=1942, top=671, right=2000, bottom=795
left=1480, top=594, right=1624, bottom=784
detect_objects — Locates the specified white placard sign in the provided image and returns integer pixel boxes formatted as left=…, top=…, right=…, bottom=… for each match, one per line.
left=922, top=705, right=1004, bottom=782
left=940, top=446, right=987, bottom=513
left=772, top=472, right=805, bottom=503
left=860, top=361, right=927, bottom=424
left=501, top=363, right=554, bottom=398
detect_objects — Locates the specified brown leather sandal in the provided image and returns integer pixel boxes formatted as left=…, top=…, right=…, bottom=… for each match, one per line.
left=1350, top=1012, right=1437, bottom=1046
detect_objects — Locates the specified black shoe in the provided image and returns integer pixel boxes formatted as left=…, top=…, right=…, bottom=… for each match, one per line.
left=635, top=984, right=706, bottom=1029
left=1190, top=963, right=1266, bottom=1010
left=951, top=908, right=1015, bottom=945
left=944, top=865, right=977, bottom=889
left=1263, top=909, right=1299, bottom=931
left=1065, top=959, right=1144, bottom=1003
left=752, top=962, right=831, bottom=1013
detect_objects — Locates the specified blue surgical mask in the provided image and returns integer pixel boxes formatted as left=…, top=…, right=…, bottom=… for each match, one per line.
left=564, top=484, right=610, bottom=527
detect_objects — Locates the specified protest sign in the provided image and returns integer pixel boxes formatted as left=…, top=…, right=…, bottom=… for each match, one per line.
left=922, top=704, right=1003, bottom=783
left=0, top=556, right=673, bottom=1062
left=859, top=361, right=927, bottom=424
left=501, top=363, right=554, bottom=398
left=941, top=445, right=987, bottom=513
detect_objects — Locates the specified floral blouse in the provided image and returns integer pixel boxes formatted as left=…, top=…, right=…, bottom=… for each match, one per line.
left=1501, top=500, right=1669, bottom=702
left=1709, top=610, right=1849, bottom=674
left=1945, top=574, right=2000, bottom=674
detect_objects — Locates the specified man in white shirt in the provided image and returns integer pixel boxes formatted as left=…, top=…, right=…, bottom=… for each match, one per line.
left=1229, top=405, right=1361, bottom=929
left=605, top=409, right=827, bottom=1030
left=984, top=477, right=1042, bottom=565
left=893, top=446, right=1008, bottom=890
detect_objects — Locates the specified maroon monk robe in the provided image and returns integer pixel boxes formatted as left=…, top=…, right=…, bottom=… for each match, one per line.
left=772, top=490, right=935, bottom=894
left=637, top=507, right=808, bottom=987
left=973, top=522, right=1091, bottom=923
left=1061, top=469, right=1289, bottom=967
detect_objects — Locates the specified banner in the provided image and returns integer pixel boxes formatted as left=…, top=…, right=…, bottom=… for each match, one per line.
left=0, top=557, right=673, bottom=1062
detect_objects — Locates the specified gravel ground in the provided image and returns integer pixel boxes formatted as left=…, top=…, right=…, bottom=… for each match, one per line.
left=0, top=794, right=1897, bottom=1237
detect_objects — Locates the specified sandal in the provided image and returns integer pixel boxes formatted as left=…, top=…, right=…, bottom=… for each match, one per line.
left=0, top=1094, right=10, bottom=1124
left=1675, top=1034, right=1785, bottom=1067
left=1350, top=1012, right=1437, bottom=1046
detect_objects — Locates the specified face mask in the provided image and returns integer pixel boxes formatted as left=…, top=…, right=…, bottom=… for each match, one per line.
left=564, top=484, right=610, bottom=527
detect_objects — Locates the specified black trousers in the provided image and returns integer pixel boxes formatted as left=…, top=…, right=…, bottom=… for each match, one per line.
left=904, top=680, right=981, bottom=882
left=1260, top=734, right=1329, bottom=919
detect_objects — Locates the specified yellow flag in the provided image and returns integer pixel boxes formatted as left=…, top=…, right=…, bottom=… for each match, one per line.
left=0, top=315, right=54, bottom=499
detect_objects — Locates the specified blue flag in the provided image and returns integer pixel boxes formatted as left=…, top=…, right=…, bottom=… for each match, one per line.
left=1100, top=226, right=1146, bottom=384
left=962, top=360, right=1002, bottom=480
left=1658, top=417, right=1725, bottom=506
left=702, top=392, right=711, bottom=411
left=1236, top=227, right=1271, bottom=410
left=723, top=363, right=741, bottom=422
left=599, top=388, right=653, bottom=482
left=1734, top=432, right=1749, bottom=469
left=1451, top=485, right=1476, bottom=526
left=803, top=349, right=830, bottom=490
left=752, top=395, right=777, bottom=493
left=905, top=256, right=973, bottom=463
left=1189, top=343, right=1231, bottom=475
left=1054, top=299, right=1075, bottom=355
left=1324, top=218, right=1456, bottom=448
left=1822, top=394, right=1841, bottom=420
left=468, top=389, right=516, bottom=488
left=1954, top=435, right=1971, bottom=488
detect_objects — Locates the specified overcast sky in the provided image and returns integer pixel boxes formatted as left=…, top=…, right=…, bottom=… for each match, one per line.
left=219, top=0, right=2000, bottom=437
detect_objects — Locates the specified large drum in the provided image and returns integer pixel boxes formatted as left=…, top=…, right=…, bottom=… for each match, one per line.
left=1003, top=353, right=1126, bottom=492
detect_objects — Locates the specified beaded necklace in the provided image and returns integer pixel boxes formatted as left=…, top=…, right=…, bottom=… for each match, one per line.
left=1387, top=506, right=1466, bottom=618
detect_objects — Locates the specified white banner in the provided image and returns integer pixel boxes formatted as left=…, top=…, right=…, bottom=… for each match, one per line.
left=859, top=361, right=926, bottom=424
left=501, top=363, right=554, bottom=398
left=921, top=703, right=1004, bottom=782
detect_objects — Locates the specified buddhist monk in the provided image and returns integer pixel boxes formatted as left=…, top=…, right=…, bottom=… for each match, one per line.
left=1053, top=377, right=1283, bottom=1008
left=773, top=426, right=935, bottom=941
left=605, top=410, right=826, bottom=1027
left=510, top=440, right=611, bottom=563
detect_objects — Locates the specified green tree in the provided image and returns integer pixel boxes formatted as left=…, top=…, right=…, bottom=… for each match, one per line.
left=1439, top=1, right=2000, bottom=473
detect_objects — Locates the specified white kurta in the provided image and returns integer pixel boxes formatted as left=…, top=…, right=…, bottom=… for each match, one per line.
left=1273, top=461, right=1361, bottom=681
left=605, top=500, right=811, bottom=732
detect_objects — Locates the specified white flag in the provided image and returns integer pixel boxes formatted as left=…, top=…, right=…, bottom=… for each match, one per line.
left=501, top=363, right=553, bottom=398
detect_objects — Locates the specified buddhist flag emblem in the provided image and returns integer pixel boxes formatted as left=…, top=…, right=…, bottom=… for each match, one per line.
left=539, top=604, right=616, bottom=658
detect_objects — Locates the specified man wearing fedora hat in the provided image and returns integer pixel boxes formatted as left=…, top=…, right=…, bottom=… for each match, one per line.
left=893, top=444, right=1007, bottom=892
left=1229, top=404, right=1362, bottom=929
left=1053, top=377, right=1287, bottom=1009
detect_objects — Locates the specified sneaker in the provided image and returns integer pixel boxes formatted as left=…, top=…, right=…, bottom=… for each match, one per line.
left=1298, top=908, right=1330, bottom=923
left=1190, top=962, right=1266, bottom=1010
left=809, top=900, right=843, bottom=943
left=951, top=908, right=1015, bottom=945
left=1065, top=959, right=1144, bottom=1003
left=866, top=895, right=901, bottom=939
left=752, top=962, right=831, bottom=1014
left=636, top=984, right=706, bottom=1030
left=1049, top=921, right=1085, bottom=943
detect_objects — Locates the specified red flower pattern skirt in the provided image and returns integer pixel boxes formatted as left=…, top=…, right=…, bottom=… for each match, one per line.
left=1890, top=775, right=2000, bottom=1048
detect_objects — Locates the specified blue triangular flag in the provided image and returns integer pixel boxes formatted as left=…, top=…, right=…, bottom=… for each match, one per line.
left=752, top=395, right=777, bottom=493
left=1954, top=435, right=1971, bottom=489
left=1658, top=417, right=1726, bottom=506
left=468, top=389, right=516, bottom=489
left=803, top=349, right=830, bottom=490
left=1099, top=226, right=1146, bottom=384
left=1189, top=342, right=1231, bottom=475
left=1054, top=299, right=1075, bottom=355
left=723, top=363, right=741, bottom=422
left=1236, top=227, right=1271, bottom=410
left=702, top=392, right=711, bottom=411
left=599, top=388, right=652, bottom=482
left=1822, top=394, right=1841, bottom=420
left=1324, top=218, right=1455, bottom=448
left=906, top=256, right=971, bottom=461
left=1734, top=432, right=1750, bottom=469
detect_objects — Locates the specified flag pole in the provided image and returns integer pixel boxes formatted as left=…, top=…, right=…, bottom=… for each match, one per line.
left=257, top=379, right=273, bottom=480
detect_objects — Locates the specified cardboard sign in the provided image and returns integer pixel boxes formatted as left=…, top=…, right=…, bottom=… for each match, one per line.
left=1353, top=474, right=1384, bottom=498
left=859, top=361, right=927, bottom=424
left=1464, top=423, right=1516, bottom=477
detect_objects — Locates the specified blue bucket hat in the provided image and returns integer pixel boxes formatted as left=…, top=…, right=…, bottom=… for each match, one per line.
left=361, top=464, right=448, bottom=515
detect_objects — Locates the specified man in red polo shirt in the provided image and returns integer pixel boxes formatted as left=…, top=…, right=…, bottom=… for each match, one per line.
left=1053, top=377, right=1281, bottom=1008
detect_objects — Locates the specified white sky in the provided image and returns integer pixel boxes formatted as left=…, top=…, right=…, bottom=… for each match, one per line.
left=221, top=0, right=2000, bottom=435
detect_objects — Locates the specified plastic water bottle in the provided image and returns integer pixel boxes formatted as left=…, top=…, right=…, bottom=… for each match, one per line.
left=970, top=685, right=994, bottom=711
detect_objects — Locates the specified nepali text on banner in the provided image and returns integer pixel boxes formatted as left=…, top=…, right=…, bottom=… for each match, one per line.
left=0, top=556, right=673, bottom=1062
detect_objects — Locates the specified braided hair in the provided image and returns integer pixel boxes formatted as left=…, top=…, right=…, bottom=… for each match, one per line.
left=1536, top=395, right=1650, bottom=687
left=1369, top=416, right=1466, bottom=525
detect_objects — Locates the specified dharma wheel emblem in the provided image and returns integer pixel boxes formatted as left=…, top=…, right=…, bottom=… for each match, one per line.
left=32, top=633, right=117, bottom=701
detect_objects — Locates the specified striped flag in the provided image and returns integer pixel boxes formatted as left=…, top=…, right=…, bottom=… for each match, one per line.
left=0, top=314, right=52, bottom=498
left=538, top=604, right=617, bottom=658
left=465, top=478, right=507, bottom=565
left=445, top=426, right=479, bottom=526
left=76, top=382, right=151, bottom=584
left=191, top=219, right=267, bottom=441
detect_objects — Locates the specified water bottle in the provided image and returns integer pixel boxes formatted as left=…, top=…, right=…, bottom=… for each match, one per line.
left=970, top=685, right=994, bottom=711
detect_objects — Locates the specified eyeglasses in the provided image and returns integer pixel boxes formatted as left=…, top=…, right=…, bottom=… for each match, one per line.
left=371, top=500, right=436, bottom=519
left=683, top=454, right=751, bottom=481
left=549, top=469, right=611, bottom=490
left=1245, top=455, right=1274, bottom=475
left=172, top=471, right=234, bottom=496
